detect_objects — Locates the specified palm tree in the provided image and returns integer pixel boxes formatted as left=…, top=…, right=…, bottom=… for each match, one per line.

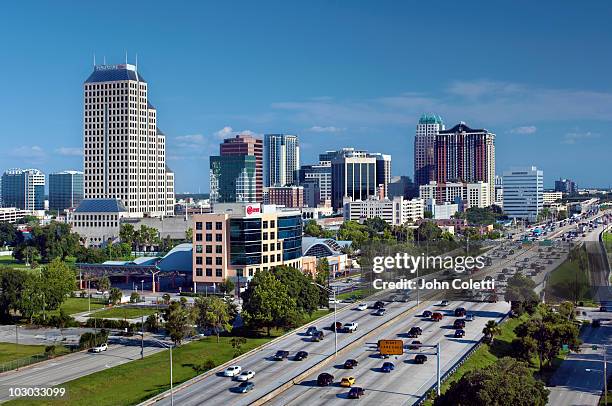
left=482, top=320, right=501, bottom=343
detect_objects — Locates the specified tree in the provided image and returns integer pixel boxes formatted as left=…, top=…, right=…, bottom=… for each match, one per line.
left=119, top=223, right=136, bottom=246
left=97, top=276, right=111, bottom=292
left=39, top=258, right=76, bottom=311
left=0, top=268, right=30, bottom=321
left=108, top=287, right=123, bottom=305
left=304, top=220, right=324, bottom=237
left=272, top=265, right=320, bottom=316
left=134, top=225, right=160, bottom=250
left=22, top=246, right=40, bottom=266
left=218, top=278, right=235, bottom=295
left=434, top=357, right=549, bottom=406
left=415, top=221, right=442, bottom=242
left=230, top=337, right=247, bottom=357
left=194, top=296, right=232, bottom=342
left=557, top=210, right=568, bottom=221
left=482, top=320, right=501, bottom=343
left=162, top=293, right=171, bottom=305
left=145, top=313, right=159, bottom=332
left=504, top=274, right=539, bottom=315
left=185, top=227, right=193, bottom=241
left=0, top=222, right=16, bottom=247
left=164, top=300, right=195, bottom=345
left=130, top=292, right=140, bottom=303
left=424, top=210, right=433, bottom=219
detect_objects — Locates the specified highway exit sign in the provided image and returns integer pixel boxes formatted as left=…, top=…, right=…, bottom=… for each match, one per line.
left=378, top=339, right=404, bottom=355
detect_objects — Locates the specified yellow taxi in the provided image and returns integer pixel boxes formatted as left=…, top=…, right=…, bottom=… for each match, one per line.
left=340, top=376, right=356, bottom=387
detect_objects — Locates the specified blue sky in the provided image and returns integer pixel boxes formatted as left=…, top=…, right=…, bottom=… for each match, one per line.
left=1, top=1, right=612, bottom=192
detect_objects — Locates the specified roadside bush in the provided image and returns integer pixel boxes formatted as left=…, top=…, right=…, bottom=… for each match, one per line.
left=85, top=318, right=129, bottom=330
left=193, top=359, right=216, bottom=374
left=78, top=329, right=109, bottom=349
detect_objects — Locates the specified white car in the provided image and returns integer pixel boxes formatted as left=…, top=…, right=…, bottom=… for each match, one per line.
left=465, top=314, right=475, bottom=322
left=357, top=303, right=368, bottom=311
left=235, top=370, right=255, bottom=381
left=224, top=365, right=242, bottom=377
left=344, top=322, right=359, bottom=332
left=90, top=343, right=108, bottom=353
left=440, top=300, right=449, bottom=306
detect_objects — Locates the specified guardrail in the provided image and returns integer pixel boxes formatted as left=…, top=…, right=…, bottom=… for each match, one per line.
left=0, top=348, right=77, bottom=374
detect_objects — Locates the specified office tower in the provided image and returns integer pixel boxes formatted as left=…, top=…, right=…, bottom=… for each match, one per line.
left=372, top=153, right=392, bottom=197
left=1, top=168, right=45, bottom=210
left=49, top=170, right=84, bottom=211
left=388, top=176, right=418, bottom=200
left=554, top=178, right=577, bottom=195
left=301, top=179, right=320, bottom=208
left=219, top=134, right=263, bottom=202
left=434, top=122, right=495, bottom=205
left=414, top=114, right=445, bottom=187
left=502, top=166, right=544, bottom=222
left=297, top=163, right=332, bottom=204
left=210, top=155, right=257, bottom=203
left=263, top=134, right=299, bottom=187
left=83, top=63, right=175, bottom=217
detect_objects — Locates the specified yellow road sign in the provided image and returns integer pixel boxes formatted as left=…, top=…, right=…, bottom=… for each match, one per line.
left=378, top=339, right=404, bottom=355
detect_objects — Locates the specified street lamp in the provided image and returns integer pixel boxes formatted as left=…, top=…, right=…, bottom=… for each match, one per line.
left=141, top=279, right=145, bottom=295
left=312, top=282, right=338, bottom=358
left=149, top=337, right=175, bottom=406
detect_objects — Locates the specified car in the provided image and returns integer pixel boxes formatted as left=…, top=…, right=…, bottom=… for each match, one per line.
left=374, top=308, right=387, bottom=316
left=224, top=365, right=242, bottom=377
left=465, top=314, right=475, bottom=322
left=440, top=300, right=449, bottom=306
left=348, top=387, right=366, bottom=399
left=422, top=310, right=432, bottom=318
left=381, top=362, right=395, bottom=372
left=454, top=307, right=467, bottom=317
left=344, top=322, right=359, bottom=333
left=454, top=329, right=465, bottom=338
left=414, top=354, right=428, bottom=364
left=340, top=376, right=356, bottom=387
left=273, top=350, right=289, bottom=360
left=409, top=326, right=423, bottom=336
left=343, top=359, right=358, bottom=369
left=235, top=370, right=255, bottom=381
left=453, top=319, right=466, bottom=329
left=237, top=381, right=255, bottom=393
left=593, top=319, right=602, bottom=328
left=90, top=343, right=108, bottom=353
left=600, top=306, right=609, bottom=312
left=357, top=303, right=368, bottom=311
left=408, top=340, right=421, bottom=350
left=373, top=301, right=385, bottom=309
left=294, top=351, right=309, bottom=361
left=431, top=312, right=443, bottom=322
left=311, top=330, right=324, bottom=342
left=317, top=373, right=334, bottom=386
left=330, top=321, right=343, bottom=332
left=305, top=326, right=318, bottom=336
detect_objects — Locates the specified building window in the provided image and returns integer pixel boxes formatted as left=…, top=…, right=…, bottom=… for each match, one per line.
left=215, top=269, right=222, bottom=277
left=215, top=245, right=222, bottom=254
left=271, top=220, right=275, bottom=228
left=215, top=222, right=222, bottom=229
left=206, top=268, right=212, bottom=277
left=206, top=222, right=213, bottom=230
left=277, top=254, right=281, bottom=262
left=196, top=268, right=203, bottom=276
left=263, top=244, right=268, bottom=252
left=215, top=257, right=222, bottom=266
left=276, top=242, right=281, bottom=250
left=195, top=245, right=202, bottom=253
left=263, top=232, right=268, bottom=240
left=195, top=233, right=202, bottom=242
left=205, top=234, right=212, bottom=242
left=263, top=255, right=268, bottom=263
left=206, top=257, right=212, bottom=265
left=205, top=245, right=212, bottom=253
left=263, top=220, right=268, bottom=228
left=196, top=257, right=203, bottom=265
left=215, top=234, right=222, bottom=242
left=195, top=222, right=202, bottom=231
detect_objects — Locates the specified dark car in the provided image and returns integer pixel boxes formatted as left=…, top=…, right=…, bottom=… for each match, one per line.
left=453, top=319, right=466, bottom=329
left=422, top=310, right=432, bottom=318
left=374, top=308, right=387, bottom=316
left=294, top=351, right=308, bottom=361
left=348, top=387, right=365, bottom=399
left=414, top=354, right=428, bottom=364
left=311, top=330, right=324, bottom=342
left=381, top=362, right=395, bottom=373
left=409, top=326, right=423, bottom=336
left=305, top=326, right=318, bottom=336
left=373, top=301, right=385, bottom=309
left=237, top=381, right=255, bottom=393
left=317, top=372, right=334, bottom=386
left=431, top=312, right=443, bottom=322
left=273, top=350, right=289, bottom=360
left=600, top=306, right=609, bottom=312
left=408, top=340, right=421, bottom=350
left=344, top=359, right=358, bottom=369
left=454, top=329, right=465, bottom=338
left=330, top=321, right=343, bottom=332
left=593, top=319, right=601, bottom=328
left=454, top=307, right=467, bottom=317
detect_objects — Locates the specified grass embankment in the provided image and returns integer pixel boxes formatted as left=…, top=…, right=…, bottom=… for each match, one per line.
left=604, top=232, right=612, bottom=284
left=6, top=336, right=271, bottom=406
left=55, top=298, right=105, bottom=316
left=546, top=255, right=592, bottom=303
left=90, top=307, right=158, bottom=319
left=0, top=342, right=70, bottom=367
left=337, top=288, right=366, bottom=301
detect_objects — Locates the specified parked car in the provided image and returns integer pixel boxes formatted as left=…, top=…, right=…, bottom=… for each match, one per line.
left=373, top=301, right=385, bottom=309
left=374, top=308, right=387, bottom=316
left=90, top=343, right=108, bottom=353
left=236, top=381, right=255, bottom=393
left=340, top=376, right=356, bottom=387
left=273, top=350, right=289, bottom=360
left=224, top=365, right=242, bottom=377
left=235, top=370, right=255, bottom=381
left=305, top=326, right=318, bottom=336
left=381, top=362, right=395, bottom=373
left=344, top=359, right=358, bottom=369
left=294, top=351, right=309, bottom=361
left=454, top=329, right=465, bottom=338
left=414, top=354, right=428, bottom=364
left=357, top=303, right=368, bottom=311
left=317, top=373, right=334, bottom=386
left=348, top=387, right=366, bottom=399
left=454, top=307, right=467, bottom=317
left=431, top=312, right=443, bottom=322
left=453, top=319, right=466, bottom=329
left=422, top=310, right=432, bottom=318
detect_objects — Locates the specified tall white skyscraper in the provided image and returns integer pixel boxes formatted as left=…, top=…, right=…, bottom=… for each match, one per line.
left=502, top=166, right=543, bottom=222
left=414, top=114, right=445, bottom=187
left=263, top=134, right=300, bottom=187
left=83, top=63, right=174, bottom=217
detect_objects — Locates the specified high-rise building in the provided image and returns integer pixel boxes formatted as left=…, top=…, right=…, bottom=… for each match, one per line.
left=1, top=168, right=45, bottom=210
left=502, top=166, right=544, bottom=222
left=297, top=163, right=332, bottom=204
left=554, top=178, right=577, bottom=195
left=263, top=134, right=299, bottom=187
left=210, top=155, right=257, bottom=203
left=434, top=122, right=495, bottom=206
left=49, top=170, right=84, bottom=211
left=219, top=134, right=263, bottom=202
left=388, top=176, right=418, bottom=200
left=83, top=63, right=174, bottom=217
left=414, top=113, right=445, bottom=187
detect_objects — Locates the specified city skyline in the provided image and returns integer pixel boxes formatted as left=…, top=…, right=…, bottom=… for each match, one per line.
left=2, top=2, right=612, bottom=192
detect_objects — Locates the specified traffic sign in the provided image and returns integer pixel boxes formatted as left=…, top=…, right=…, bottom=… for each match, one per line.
left=378, top=339, right=404, bottom=355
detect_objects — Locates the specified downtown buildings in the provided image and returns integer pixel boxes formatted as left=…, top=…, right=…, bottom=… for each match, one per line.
left=83, top=63, right=174, bottom=217
left=502, top=166, right=544, bottom=222
left=263, top=134, right=299, bottom=187
left=344, top=196, right=424, bottom=226
left=49, top=170, right=84, bottom=211
left=414, top=113, right=445, bottom=187
left=0, top=168, right=45, bottom=210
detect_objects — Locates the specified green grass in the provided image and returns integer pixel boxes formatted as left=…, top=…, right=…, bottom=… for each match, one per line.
left=546, top=256, right=592, bottom=302
left=53, top=298, right=105, bottom=316
left=0, top=255, right=42, bottom=272
left=303, top=308, right=333, bottom=324
left=6, top=336, right=272, bottom=406
left=0, top=342, right=70, bottom=366
left=89, top=307, right=158, bottom=319
left=337, top=288, right=366, bottom=301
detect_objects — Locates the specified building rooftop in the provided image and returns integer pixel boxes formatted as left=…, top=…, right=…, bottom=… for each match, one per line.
left=439, top=122, right=487, bottom=134
left=418, top=113, right=444, bottom=125
left=74, top=199, right=128, bottom=213
left=84, top=64, right=146, bottom=83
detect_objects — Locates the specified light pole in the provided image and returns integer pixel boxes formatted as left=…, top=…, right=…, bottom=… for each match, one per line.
left=150, top=338, right=174, bottom=405
left=312, top=282, right=338, bottom=358
left=141, top=279, right=144, bottom=294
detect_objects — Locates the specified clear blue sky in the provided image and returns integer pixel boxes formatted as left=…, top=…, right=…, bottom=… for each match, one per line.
left=2, top=1, right=612, bottom=192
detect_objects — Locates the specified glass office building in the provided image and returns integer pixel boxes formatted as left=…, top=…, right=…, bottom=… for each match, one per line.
left=210, top=155, right=257, bottom=203
left=49, top=171, right=84, bottom=211
left=1, top=168, right=45, bottom=210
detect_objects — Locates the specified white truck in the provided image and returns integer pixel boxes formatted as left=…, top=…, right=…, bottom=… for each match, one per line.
left=343, top=322, right=358, bottom=333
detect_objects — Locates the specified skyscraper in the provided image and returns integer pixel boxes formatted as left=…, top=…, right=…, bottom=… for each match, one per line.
left=263, top=134, right=299, bottom=187
left=414, top=114, right=444, bottom=187
left=554, top=178, right=577, bottom=195
left=83, top=63, right=175, bottom=217
left=503, top=167, right=543, bottom=222
left=49, top=170, right=84, bottom=211
left=219, top=134, right=263, bottom=202
left=1, top=168, right=45, bottom=210
left=210, top=155, right=257, bottom=203
left=434, top=122, right=495, bottom=206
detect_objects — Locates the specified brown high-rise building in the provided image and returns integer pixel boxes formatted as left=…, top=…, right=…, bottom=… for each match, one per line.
left=219, top=134, right=263, bottom=202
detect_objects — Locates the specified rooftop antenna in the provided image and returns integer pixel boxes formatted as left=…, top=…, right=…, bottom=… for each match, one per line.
left=103, top=55, right=106, bottom=65
left=125, top=51, right=128, bottom=64
left=135, top=54, right=138, bottom=71
left=93, top=54, right=96, bottom=66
